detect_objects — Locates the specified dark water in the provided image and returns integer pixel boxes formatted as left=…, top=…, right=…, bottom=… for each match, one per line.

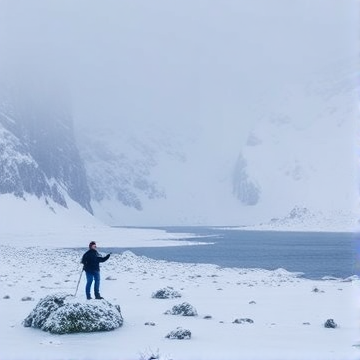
left=105, top=227, right=359, bottom=280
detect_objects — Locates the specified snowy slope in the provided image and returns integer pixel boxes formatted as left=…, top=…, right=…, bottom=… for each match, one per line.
left=0, top=193, right=101, bottom=235
left=0, top=61, right=357, bottom=231
left=236, top=64, right=359, bottom=230
left=76, top=63, right=359, bottom=230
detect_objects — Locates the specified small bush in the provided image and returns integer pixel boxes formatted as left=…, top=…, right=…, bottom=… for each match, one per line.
left=164, top=302, right=197, bottom=316
left=151, top=287, right=181, bottom=299
left=165, top=327, right=191, bottom=340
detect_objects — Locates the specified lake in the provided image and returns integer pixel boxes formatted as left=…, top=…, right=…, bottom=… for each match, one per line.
left=106, top=227, right=359, bottom=280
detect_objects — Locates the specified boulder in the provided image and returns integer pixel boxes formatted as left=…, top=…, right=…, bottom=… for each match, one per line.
left=165, top=327, right=191, bottom=339
left=144, top=322, right=156, bottom=326
left=23, top=293, right=123, bottom=334
left=233, top=318, right=254, bottom=324
left=151, top=287, right=182, bottom=299
left=23, top=292, right=69, bottom=329
left=164, top=302, right=197, bottom=316
left=324, top=319, right=337, bottom=328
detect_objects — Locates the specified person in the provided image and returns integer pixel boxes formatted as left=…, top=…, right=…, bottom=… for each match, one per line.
left=81, top=241, right=111, bottom=300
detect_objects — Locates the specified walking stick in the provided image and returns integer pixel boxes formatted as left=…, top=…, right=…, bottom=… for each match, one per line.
left=74, top=269, right=84, bottom=297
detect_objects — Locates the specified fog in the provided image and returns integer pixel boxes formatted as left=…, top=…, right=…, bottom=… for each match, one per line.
left=0, top=0, right=358, bottom=135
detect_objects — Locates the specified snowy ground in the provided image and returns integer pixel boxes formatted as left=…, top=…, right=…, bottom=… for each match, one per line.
left=1, top=225, right=360, bottom=360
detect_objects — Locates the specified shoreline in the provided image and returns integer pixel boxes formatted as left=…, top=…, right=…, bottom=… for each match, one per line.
left=1, top=243, right=359, bottom=360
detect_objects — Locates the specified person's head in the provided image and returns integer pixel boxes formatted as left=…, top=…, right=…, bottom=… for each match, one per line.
left=89, top=241, right=96, bottom=249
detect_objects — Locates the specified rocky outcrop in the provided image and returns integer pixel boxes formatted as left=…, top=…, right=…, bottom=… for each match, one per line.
left=232, top=154, right=260, bottom=206
left=0, top=84, right=92, bottom=213
left=23, top=293, right=123, bottom=334
left=77, top=125, right=169, bottom=213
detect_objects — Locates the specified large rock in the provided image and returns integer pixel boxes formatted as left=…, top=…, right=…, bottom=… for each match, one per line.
left=23, top=293, right=123, bottom=334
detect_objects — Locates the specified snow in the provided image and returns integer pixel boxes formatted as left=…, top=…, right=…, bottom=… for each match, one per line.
left=0, top=194, right=202, bottom=248
left=1, top=213, right=359, bottom=359
left=237, top=208, right=359, bottom=234
left=74, top=62, right=359, bottom=228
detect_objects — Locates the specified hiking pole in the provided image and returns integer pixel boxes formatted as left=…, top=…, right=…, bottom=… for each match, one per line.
left=74, top=269, right=84, bottom=297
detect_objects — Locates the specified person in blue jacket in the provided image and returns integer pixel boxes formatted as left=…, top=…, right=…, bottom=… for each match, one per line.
left=81, top=241, right=111, bottom=300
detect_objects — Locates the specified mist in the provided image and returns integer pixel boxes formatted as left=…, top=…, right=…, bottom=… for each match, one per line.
left=0, top=0, right=357, bottom=134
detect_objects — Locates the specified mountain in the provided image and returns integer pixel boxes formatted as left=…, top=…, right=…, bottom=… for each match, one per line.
left=76, top=122, right=190, bottom=225
left=236, top=63, right=358, bottom=220
left=76, top=63, right=359, bottom=229
left=0, top=82, right=93, bottom=215
left=0, top=62, right=358, bottom=231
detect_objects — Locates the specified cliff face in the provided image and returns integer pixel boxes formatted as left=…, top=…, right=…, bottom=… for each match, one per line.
left=0, top=84, right=92, bottom=214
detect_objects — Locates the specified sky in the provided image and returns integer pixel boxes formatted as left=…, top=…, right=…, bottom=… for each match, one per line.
left=0, top=0, right=358, bottom=134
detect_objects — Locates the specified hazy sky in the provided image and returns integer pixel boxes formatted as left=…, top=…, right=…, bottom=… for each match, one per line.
left=0, top=0, right=358, bottom=134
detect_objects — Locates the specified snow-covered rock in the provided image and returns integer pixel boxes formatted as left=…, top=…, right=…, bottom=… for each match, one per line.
left=164, top=302, right=198, bottom=316
left=151, top=287, right=182, bottom=299
left=324, top=319, right=338, bottom=329
left=233, top=318, right=254, bottom=324
left=165, top=327, right=192, bottom=340
left=23, top=293, right=123, bottom=334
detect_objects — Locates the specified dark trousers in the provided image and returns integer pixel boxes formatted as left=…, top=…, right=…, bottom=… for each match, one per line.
left=85, top=270, right=100, bottom=298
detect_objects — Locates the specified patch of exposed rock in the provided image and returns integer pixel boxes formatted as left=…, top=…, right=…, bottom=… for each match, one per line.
left=324, top=319, right=337, bottom=328
left=233, top=318, right=254, bottom=324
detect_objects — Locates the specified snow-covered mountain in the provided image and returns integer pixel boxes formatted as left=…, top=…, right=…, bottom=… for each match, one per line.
left=237, top=97, right=356, bottom=213
left=0, top=62, right=358, bottom=231
left=73, top=63, right=359, bottom=230
left=76, top=122, right=188, bottom=223
left=0, top=82, right=93, bottom=216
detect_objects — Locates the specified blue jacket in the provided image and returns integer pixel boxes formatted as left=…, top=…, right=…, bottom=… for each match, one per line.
left=81, top=249, right=110, bottom=272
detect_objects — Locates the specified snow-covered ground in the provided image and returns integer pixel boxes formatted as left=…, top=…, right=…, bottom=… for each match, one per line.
left=238, top=208, right=359, bottom=234
left=1, top=195, right=359, bottom=359
left=1, top=224, right=359, bottom=360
